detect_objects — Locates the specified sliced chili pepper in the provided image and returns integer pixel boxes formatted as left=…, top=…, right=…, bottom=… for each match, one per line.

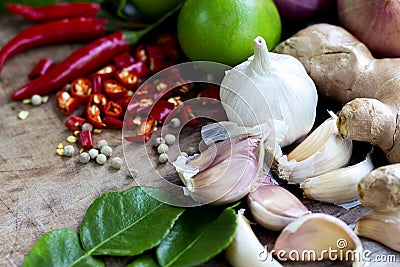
left=78, top=131, right=94, bottom=149
left=86, top=104, right=105, bottom=129
left=57, top=88, right=79, bottom=116
left=181, top=104, right=200, bottom=127
left=150, top=100, right=175, bottom=124
left=70, top=77, right=93, bottom=104
left=197, top=86, right=220, bottom=101
left=115, top=68, right=139, bottom=90
left=146, top=45, right=170, bottom=73
left=124, top=61, right=150, bottom=79
left=113, top=52, right=135, bottom=69
left=103, top=79, right=128, bottom=101
left=28, top=58, right=56, bottom=80
left=105, top=101, right=123, bottom=118
left=135, top=44, right=149, bottom=65
left=91, top=74, right=103, bottom=94
left=95, top=64, right=116, bottom=80
left=116, top=94, right=133, bottom=110
left=88, top=93, right=108, bottom=112
left=155, top=33, right=181, bottom=62
left=124, top=116, right=155, bottom=142
left=5, top=3, right=101, bottom=23
left=64, top=116, right=87, bottom=132
left=103, top=116, right=124, bottom=129
left=0, top=17, right=107, bottom=73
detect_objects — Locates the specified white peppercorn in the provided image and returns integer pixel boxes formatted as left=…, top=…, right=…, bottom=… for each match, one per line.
left=79, top=152, right=91, bottom=163
left=96, top=139, right=108, bottom=149
left=164, top=134, right=176, bottom=145
left=154, top=137, right=165, bottom=147
left=170, top=117, right=181, bottom=128
left=96, top=154, right=107, bottom=165
left=100, top=145, right=113, bottom=157
left=186, top=146, right=196, bottom=156
left=63, top=145, right=75, bottom=157
left=111, top=157, right=123, bottom=170
left=31, top=94, right=42, bottom=106
left=88, top=148, right=99, bottom=159
left=159, top=153, right=168, bottom=164
left=157, top=143, right=168, bottom=154
left=81, top=122, right=93, bottom=132
left=128, top=169, right=138, bottom=179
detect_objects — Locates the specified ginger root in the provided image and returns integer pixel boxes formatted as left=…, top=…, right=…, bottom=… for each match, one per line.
left=274, top=23, right=400, bottom=163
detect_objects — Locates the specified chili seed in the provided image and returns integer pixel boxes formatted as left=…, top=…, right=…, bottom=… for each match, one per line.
left=159, top=153, right=168, bottom=164
left=22, top=99, right=31, bottom=104
left=111, top=157, right=123, bottom=170
left=63, top=145, right=75, bottom=157
left=56, top=148, right=64, bottom=156
left=42, top=95, right=49, bottom=103
left=157, top=144, right=168, bottom=154
left=79, top=152, right=91, bottom=164
left=73, top=130, right=80, bottom=136
left=88, top=148, right=99, bottom=159
left=81, top=123, right=93, bottom=132
left=100, top=145, right=113, bottom=157
left=67, top=135, right=77, bottom=143
left=96, top=154, right=107, bottom=165
left=170, top=118, right=181, bottom=128
left=164, top=134, right=176, bottom=145
left=57, top=143, right=64, bottom=149
left=96, top=139, right=108, bottom=149
left=93, top=129, right=102, bottom=134
left=18, top=110, right=29, bottom=120
left=31, top=94, right=42, bottom=106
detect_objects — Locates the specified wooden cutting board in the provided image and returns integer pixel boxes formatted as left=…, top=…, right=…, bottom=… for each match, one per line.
left=0, top=15, right=399, bottom=267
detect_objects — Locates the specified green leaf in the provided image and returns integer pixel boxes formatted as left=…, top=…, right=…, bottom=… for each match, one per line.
left=127, top=254, right=159, bottom=267
left=156, top=206, right=238, bottom=267
left=80, top=186, right=185, bottom=256
left=22, top=228, right=103, bottom=267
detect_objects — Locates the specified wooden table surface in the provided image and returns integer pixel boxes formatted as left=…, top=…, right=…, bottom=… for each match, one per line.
left=0, top=15, right=399, bottom=267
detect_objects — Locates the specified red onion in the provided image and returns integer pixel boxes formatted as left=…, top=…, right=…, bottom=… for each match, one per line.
left=273, top=0, right=336, bottom=21
left=337, top=0, right=400, bottom=57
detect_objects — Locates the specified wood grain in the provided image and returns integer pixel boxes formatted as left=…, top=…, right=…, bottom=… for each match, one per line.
left=0, top=15, right=399, bottom=267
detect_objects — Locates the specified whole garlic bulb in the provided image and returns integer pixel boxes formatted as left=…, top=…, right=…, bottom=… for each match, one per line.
left=220, top=36, right=318, bottom=147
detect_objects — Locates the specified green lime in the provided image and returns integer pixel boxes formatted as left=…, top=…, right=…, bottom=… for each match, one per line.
left=129, top=0, right=183, bottom=20
left=177, top=0, right=281, bottom=66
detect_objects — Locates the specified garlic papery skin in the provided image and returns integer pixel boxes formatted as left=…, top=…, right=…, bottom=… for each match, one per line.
left=225, top=209, right=282, bottom=267
left=247, top=183, right=311, bottom=231
left=173, top=137, right=261, bottom=205
left=273, top=115, right=353, bottom=184
left=220, top=36, right=318, bottom=147
left=274, top=213, right=364, bottom=267
left=355, top=210, right=400, bottom=252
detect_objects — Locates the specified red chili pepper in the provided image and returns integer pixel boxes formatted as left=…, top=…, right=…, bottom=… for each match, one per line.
left=103, top=79, right=128, bottom=101
left=91, top=74, right=103, bottom=94
left=70, top=77, right=93, bottom=104
left=64, top=116, right=87, bottom=132
left=86, top=93, right=108, bottom=128
left=5, top=3, right=101, bottom=23
left=181, top=104, right=200, bottom=127
left=197, top=86, right=220, bottom=101
left=104, top=101, right=123, bottom=118
left=146, top=45, right=170, bottom=73
left=150, top=100, right=175, bottom=124
left=95, top=64, right=116, bottom=80
left=113, top=52, right=135, bottom=69
left=103, top=116, right=124, bottom=129
left=135, top=44, right=149, bottom=65
left=124, top=61, right=150, bottom=79
left=116, top=94, right=133, bottom=110
left=155, top=33, right=182, bottom=62
left=88, top=93, right=108, bottom=112
left=78, top=131, right=94, bottom=149
left=115, top=69, right=139, bottom=90
left=0, top=17, right=107, bottom=73
left=57, top=88, right=79, bottom=116
left=124, top=116, right=155, bottom=142
left=28, top=58, right=56, bottom=80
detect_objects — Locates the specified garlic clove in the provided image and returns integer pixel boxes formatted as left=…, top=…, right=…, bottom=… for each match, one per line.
left=300, top=154, right=374, bottom=204
left=174, top=137, right=261, bottom=205
left=248, top=183, right=311, bottom=231
left=225, top=209, right=282, bottom=267
left=355, top=210, right=400, bottom=252
left=358, top=163, right=400, bottom=212
left=272, top=115, right=353, bottom=184
left=274, top=213, right=363, bottom=266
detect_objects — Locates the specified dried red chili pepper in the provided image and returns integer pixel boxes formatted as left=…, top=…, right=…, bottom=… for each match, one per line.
left=78, top=131, right=94, bottom=149
left=115, top=69, right=139, bottom=90
left=57, top=88, right=79, bottom=116
left=28, top=58, right=56, bottom=80
left=95, top=65, right=116, bottom=80
left=5, top=3, right=101, bottom=23
left=104, top=101, right=123, bottom=118
left=113, top=52, right=135, bottom=69
left=124, top=116, right=155, bottom=142
left=64, top=116, right=87, bottom=132
left=150, top=100, right=175, bottom=124
left=0, top=17, right=107, bottom=73
left=103, top=79, right=128, bottom=101
left=103, top=116, right=124, bottom=129
left=70, top=77, right=93, bottom=104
